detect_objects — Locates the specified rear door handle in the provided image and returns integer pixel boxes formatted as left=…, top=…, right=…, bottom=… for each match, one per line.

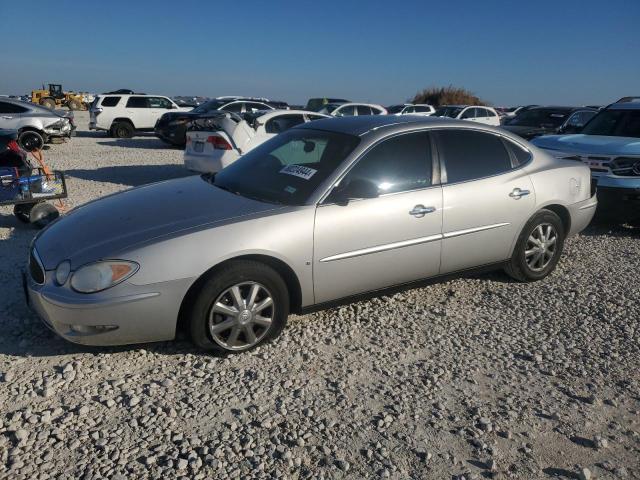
left=409, top=205, right=436, bottom=217
left=509, top=188, right=530, bottom=199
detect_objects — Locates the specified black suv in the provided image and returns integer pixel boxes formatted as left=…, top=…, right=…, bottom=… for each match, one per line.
left=501, top=106, right=598, bottom=140
left=154, top=97, right=287, bottom=147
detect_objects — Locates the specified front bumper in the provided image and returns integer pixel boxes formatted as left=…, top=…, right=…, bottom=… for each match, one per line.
left=25, top=270, right=194, bottom=346
left=593, top=176, right=640, bottom=222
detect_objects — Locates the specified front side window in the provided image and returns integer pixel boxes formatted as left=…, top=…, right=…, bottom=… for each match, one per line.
left=126, top=96, right=148, bottom=108
left=581, top=109, right=640, bottom=138
left=100, top=96, right=121, bottom=107
left=336, top=132, right=432, bottom=197
left=437, top=130, right=513, bottom=183
left=148, top=97, right=173, bottom=109
left=334, top=105, right=356, bottom=117
left=265, top=114, right=305, bottom=134
left=565, top=110, right=596, bottom=128
left=245, top=102, right=271, bottom=113
left=222, top=102, right=243, bottom=113
left=212, top=129, right=360, bottom=205
left=461, top=108, right=477, bottom=119
left=414, top=106, right=431, bottom=113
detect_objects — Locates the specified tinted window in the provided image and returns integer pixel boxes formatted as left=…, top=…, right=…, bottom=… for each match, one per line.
left=403, top=106, right=414, bottom=114
left=126, top=97, right=148, bottom=108
left=581, top=109, right=640, bottom=138
left=438, top=130, right=512, bottom=183
left=414, top=106, right=431, bottom=113
left=213, top=129, right=360, bottom=206
left=460, top=108, right=476, bottom=119
left=335, top=105, right=356, bottom=116
left=386, top=105, right=405, bottom=114
left=487, top=109, right=497, bottom=117
left=357, top=106, right=373, bottom=115
left=508, top=108, right=569, bottom=127
left=503, top=139, right=531, bottom=166
left=245, top=102, right=271, bottom=113
left=340, top=132, right=432, bottom=196
left=306, top=114, right=327, bottom=121
left=435, top=107, right=463, bottom=118
left=566, top=110, right=595, bottom=127
left=192, top=99, right=226, bottom=113
left=222, top=102, right=243, bottom=113
left=475, top=108, right=488, bottom=118
left=0, top=102, right=27, bottom=113
left=265, top=114, right=305, bottom=134
left=148, top=97, right=172, bottom=109
left=101, top=96, right=121, bottom=107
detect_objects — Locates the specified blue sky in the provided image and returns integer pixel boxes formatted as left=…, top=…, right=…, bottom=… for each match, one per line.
left=2, top=0, right=638, bottom=106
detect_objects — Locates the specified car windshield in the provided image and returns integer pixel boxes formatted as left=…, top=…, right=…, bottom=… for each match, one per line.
left=580, top=109, right=640, bottom=138
left=507, top=109, right=569, bottom=127
left=386, top=105, right=405, bottom=114
left=192, top=100, right=227, bottom=114
left=434, top=107, right=463, bottom=118
left=211, top=128, right=360, bottom=205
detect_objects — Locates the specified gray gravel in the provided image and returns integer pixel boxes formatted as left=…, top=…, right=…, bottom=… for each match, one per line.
left=1, top=112, right=639, bottom=479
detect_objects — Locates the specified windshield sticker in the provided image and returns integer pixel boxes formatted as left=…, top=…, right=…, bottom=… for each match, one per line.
left=279, top=164, right=317, bottom=180
left=284, top=186, right=297, bottom=194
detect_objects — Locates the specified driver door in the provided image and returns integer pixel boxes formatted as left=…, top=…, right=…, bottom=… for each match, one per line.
left=313, top=131, right=442, bottom=304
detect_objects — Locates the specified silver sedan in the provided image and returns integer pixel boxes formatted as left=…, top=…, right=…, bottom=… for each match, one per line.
left=26, top=116, right=597, bottom=353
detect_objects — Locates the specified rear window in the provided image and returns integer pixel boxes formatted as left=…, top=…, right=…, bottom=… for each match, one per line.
left=100, top=96, right=121, bottom=107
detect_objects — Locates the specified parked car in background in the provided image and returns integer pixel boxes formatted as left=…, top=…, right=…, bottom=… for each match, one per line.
left=501, top=106, right=598, bottom=140
left=305, top=98, right=350, bottom=112
left=27, top=115, right=596, bottom=353
left=433, top=105, right=501, bottom=126
left=184, top=109, right=329, bottom=173
left=497, top=105, right=539, bottom=123
left=318, top=102, right=387, bottom=116
left=0, top=98, right=73, bottom=150
left=89, top=94, right=191, bottom=138
left=387, top=104, right=435, bottom=116
left=155, top=97, right=281, bottom=146
left=532, top=97, right=640, bottom=224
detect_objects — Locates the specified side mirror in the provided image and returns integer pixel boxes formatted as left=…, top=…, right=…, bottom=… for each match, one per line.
left=329, top=178, right=379, bottom=205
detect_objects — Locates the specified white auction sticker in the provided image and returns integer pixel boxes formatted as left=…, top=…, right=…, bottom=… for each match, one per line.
left=279, top=164, right=317, bottom=180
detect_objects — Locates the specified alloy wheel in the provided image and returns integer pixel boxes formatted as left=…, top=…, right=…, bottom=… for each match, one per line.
left=208, top=282, right=274, bottom=351
left=525, top=223, right=557, bottom=272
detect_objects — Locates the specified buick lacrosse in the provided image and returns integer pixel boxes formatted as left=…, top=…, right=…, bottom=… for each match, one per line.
left=26, top=116, right=597, bottom=353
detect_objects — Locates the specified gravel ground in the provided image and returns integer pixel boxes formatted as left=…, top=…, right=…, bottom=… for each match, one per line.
left=0, top=112, right=639, bottom=479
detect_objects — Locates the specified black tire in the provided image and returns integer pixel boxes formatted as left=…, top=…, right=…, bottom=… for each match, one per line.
left=68, top=99, right=81, bottom=110
left=111, top=121, right=134, bottom=138
left=18, top=130, right=45, bottom=152
left=189, top=260, right=289, bottom=353
left=505, top=209, right=565, bottom=282
left=13, top=203, right=35, bottom=223
left=40, top=98, right=56, bottom=109
left=29, top=203, right=59, bottom=229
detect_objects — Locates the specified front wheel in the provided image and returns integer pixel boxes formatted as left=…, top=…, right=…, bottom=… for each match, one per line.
left=189, top=261, right=289, bottom=353
left=505, top=209, right=565, bottom=282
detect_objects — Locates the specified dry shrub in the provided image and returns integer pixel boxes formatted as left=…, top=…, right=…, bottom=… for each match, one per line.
left=412, top=85, right=487, bottom=106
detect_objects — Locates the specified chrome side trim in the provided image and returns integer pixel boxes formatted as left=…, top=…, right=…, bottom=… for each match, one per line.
left=319, top=234, right=442, bottom=263
left=443, top=222, right=510, bottom=239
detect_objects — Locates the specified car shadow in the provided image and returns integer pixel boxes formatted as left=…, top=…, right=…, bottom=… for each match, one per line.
left=579, top=221, right=639, bottom=238
left=97, top=138, right=182, bottom=150
left=74, top=130, right=107, bottom=138
left=66, top=164, right=194, bottom=187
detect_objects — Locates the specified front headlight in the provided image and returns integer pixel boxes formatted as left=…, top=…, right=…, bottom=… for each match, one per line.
left=70, top=260, right=139, bottom=293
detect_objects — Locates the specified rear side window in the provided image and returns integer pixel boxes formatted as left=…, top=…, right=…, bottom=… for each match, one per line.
left=126, top=97, right=148, bottom=108
left=414, top=106, right=431, bottom=113
left=245, top=102, right=271, bottom=112
left=222, top=102, right=243, bottom=113
left=343, top=132, right=432, bottom=195
left=504, top=139, right=531, bottom=166
left=148, top=97, right=173, bottom=109
left=461, top=108, right=476, bottom=119
left=0, top=102, right=27, bottom=113
left=100, top=96, right=121, bottom=107
left=265, top=115, right=305, bottom=134
left=437, top=130, right=513, bottom=183
left=357, top=106, right=373, bottom=115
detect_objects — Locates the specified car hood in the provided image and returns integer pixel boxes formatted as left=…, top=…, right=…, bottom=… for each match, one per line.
left=531, top=134, right=640, bottom=156
left=34, top=175, right=284, bottom=269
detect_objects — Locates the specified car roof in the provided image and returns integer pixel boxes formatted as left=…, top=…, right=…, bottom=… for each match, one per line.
left=254, top=109, right=329, bottom=120
left=295, top=114, right=485, bottom=136
left=606, top=101, right=640, bottom=110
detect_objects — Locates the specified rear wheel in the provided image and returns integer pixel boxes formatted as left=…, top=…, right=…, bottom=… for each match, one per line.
left=29, top=202, right=59, bottom=229
left=111, top=122, right=134, bottom=138
left=189, top=261, right=289, bottom=353
left=505, top=209, right=565, bottom=282
left=13, top=203, right=35, bottom=223
left=18, top=130, right=44, bottom=151
left=40, top=98, right=56, bottom=109
left=68, top=99, right=81, bottom=110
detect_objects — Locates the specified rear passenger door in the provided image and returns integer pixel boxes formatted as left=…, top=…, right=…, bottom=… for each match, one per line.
left=436, top=129, right=536, bottom=273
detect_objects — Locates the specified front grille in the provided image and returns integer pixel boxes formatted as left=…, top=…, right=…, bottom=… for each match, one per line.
left=29, top=249, right=45, bottom=284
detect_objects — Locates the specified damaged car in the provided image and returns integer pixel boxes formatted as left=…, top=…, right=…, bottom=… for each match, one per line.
left=184, top=109, right=329, bottom=173
left=0, top=98, right=73, bottom=151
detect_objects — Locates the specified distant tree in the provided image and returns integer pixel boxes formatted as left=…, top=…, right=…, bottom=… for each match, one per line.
left=412, top=85, right=487, bottom=106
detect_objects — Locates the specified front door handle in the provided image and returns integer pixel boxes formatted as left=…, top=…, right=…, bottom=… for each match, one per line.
left=509, top=188, right=530, bottom=199
left=409, top=205, right=436, bottom=217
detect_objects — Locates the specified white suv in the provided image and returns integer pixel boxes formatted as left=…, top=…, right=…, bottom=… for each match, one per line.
left=433, top=105, right=501, bottom=126
left=89, top=94, right=191, bottom=138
